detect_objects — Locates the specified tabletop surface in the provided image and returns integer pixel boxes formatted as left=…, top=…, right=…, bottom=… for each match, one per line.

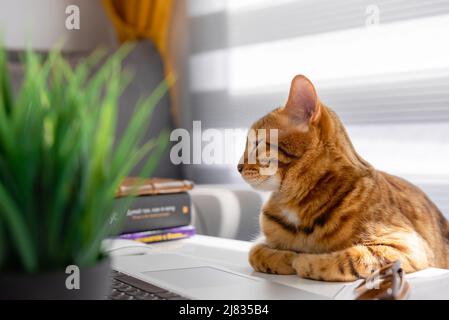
left=126, top=235, right=352, bottom=298
left=110, top=235, right=449, bottom=299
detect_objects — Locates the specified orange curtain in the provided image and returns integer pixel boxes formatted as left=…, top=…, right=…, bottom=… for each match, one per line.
left=102, top=0, right=174, bottom=76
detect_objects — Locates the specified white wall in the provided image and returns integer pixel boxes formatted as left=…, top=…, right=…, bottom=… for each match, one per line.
left=0, top=0, right=116, bottom=51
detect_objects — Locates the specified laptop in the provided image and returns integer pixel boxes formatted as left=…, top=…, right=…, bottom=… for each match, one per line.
left=109, top=252, right=327, bottom=300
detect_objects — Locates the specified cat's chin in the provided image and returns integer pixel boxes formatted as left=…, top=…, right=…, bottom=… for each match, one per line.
left=247, top=175, right=280, bottom=192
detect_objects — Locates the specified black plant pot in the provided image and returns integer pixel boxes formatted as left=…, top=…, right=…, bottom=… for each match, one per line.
left=0, top=258, right=111, bottom=300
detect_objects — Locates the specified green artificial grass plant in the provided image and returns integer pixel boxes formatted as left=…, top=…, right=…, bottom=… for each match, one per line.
left=0, top=45, right=169, bottom=273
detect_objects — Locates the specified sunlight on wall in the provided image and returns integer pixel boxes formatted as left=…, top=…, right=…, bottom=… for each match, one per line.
left=190, top=15, right=449, bottom=94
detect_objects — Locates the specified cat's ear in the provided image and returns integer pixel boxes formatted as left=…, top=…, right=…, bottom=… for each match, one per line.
left=284, top=75, right=321, bottom=124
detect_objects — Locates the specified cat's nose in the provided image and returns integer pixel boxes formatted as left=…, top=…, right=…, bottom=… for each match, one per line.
left=237, top=163, right=244, bottom=173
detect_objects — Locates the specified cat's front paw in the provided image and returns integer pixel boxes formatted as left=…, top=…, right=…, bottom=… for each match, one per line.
left=292, top=254, right=349, bottom=281
left=291, top=255, right=314, bottom=279
left=249, top=243, right=297, bottom=275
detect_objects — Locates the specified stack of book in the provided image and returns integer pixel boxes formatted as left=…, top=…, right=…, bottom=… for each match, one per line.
left=113, top=177, right=195, bottom=244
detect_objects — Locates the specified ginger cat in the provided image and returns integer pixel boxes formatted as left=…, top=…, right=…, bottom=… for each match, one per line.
left=238, top=75, right=449, bottom=281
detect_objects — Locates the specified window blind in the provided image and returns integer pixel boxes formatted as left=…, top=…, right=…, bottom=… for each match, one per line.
left=183, top=0, right=449, bottom=216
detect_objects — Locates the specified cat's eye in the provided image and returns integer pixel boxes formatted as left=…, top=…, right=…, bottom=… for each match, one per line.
left=246, top=137, right=258, bottom=151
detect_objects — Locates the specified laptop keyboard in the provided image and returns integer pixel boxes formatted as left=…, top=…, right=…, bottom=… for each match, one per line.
left=108, top=270, right=190, bottom=300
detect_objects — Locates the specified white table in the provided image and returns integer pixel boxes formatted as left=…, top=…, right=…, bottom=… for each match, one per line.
left=114, top=235, right=349, bottom=298
left=109, top=235, right=449, bottom=299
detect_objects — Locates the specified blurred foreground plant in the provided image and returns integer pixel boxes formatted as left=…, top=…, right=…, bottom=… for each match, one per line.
left=0, top=45, right=169, bottom=273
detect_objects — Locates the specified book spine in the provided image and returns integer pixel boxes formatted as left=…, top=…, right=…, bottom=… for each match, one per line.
left=115, top=192, right=191, bottom=234
left=119, top=225, right=196, bottom=244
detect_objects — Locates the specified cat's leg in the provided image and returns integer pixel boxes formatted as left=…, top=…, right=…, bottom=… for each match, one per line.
left=249, top=243, right=299, bottom=275
left=292, top=245, right=427, bottom=281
